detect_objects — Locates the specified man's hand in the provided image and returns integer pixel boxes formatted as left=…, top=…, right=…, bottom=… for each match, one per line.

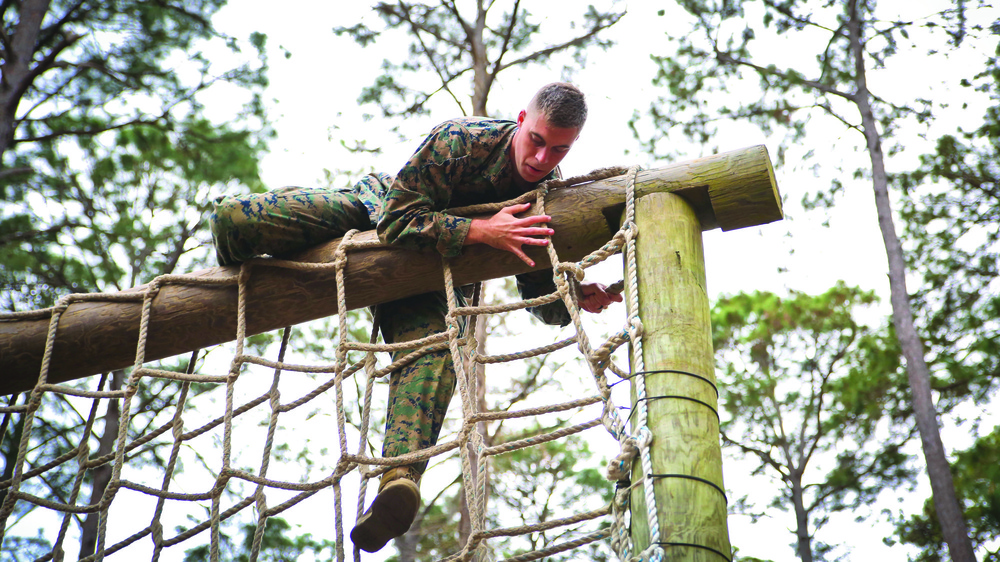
left=466, top=202, right=553, bottom=267
left=579, top=282, right=623, bottom=314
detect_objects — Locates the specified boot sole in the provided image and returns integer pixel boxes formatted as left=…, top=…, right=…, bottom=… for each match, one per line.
left=351, top=480, right=420, bottom=553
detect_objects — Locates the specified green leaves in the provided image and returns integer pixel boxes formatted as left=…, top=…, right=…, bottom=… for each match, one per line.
left=713, top=284, right=913, bottom=558
left=1, top=0, right=271, bottom=310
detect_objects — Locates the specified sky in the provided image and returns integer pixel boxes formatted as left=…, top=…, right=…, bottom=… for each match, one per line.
left=68, top=1, right=998, bottom=561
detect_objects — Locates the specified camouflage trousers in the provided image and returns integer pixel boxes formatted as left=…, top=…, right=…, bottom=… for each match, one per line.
left=210, top=186, right=463, bottom=480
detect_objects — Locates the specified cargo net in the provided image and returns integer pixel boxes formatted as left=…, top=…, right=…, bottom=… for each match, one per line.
left=0, top=166, right=667, bottom=562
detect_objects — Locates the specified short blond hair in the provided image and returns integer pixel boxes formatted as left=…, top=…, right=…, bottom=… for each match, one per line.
left=529, top=82, right=587, bottom=129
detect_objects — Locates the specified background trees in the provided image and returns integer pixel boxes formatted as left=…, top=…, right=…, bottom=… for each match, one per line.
left=1, top=0, right=271, bottom=556
left=3, top=0, right=998, bottom=559
left=712, top=284, right=914, bottom=561
left=1, top=0, right=270, bottom=310
left=634, top=1, right=997, bottom=559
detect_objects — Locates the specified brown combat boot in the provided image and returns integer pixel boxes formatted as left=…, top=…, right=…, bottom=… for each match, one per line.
left=350, top=467, right=421, bottom=553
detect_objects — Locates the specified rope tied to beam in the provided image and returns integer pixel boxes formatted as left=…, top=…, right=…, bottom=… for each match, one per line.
left=0, top=163, right=690, bottom=562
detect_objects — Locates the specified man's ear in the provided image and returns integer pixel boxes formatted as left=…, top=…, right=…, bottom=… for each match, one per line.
left=516, top=110, right=526, bottom=126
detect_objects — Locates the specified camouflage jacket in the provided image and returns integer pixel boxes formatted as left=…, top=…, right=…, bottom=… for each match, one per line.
left=351, top=117, right=570, bottom=326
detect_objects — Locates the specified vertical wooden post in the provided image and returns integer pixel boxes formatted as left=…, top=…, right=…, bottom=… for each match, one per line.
left=627, top=192, right=731, bottom=561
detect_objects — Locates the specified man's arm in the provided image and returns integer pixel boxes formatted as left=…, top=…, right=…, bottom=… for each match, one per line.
left=377, top=121, right=478, bottom=257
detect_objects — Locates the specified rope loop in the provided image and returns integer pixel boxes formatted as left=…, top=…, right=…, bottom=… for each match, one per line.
left=555, top=261, right=586, bottom=281
left=628, top=317, right=645, bottom=341
left=1, top=162, right=668, bottom=562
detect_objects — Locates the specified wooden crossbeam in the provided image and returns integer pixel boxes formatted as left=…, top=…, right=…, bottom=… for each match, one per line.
left=0, top=145, right=781, bottom=396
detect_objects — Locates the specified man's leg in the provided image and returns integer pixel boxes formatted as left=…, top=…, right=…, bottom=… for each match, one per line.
left=209, top=186, right=372, bottom=266
left=380, top=290, right=459, bottom=477
left=351, top=290, right=462, bottom=552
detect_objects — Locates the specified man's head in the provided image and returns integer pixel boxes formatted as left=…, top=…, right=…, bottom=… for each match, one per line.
left=511, top=82, right=587, bottom=185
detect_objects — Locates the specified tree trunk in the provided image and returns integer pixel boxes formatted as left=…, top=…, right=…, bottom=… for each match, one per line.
left=470, top=1, right=489, bottom=117
left=847, top=2, right=976, bottom=560
left=78, top=370, right=124, bottom=558
left=789, top=475, right=814, bottom=562
left=0, top=0, right=52, bottom=159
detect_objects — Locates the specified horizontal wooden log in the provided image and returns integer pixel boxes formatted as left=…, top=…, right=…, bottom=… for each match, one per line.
left=0, top=145, right=781, bottom=395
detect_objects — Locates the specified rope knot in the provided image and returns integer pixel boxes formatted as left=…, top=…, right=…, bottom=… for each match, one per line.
left=628, top=317, right=644, bottom=340
left=555, top=262, right=585, bottom=281
left=605, top=437, right=639, bottom=482
left=636, top=426, right=653, bottom=449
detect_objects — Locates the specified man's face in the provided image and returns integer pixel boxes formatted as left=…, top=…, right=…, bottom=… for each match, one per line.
left=511, top=108, right=580, bottom=185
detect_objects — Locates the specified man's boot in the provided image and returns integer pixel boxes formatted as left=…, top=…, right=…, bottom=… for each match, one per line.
left=350, top=467, right=421, bottom=553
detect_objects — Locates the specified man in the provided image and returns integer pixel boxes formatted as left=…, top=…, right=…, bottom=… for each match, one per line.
left=210, top=82, right=621, bottom=553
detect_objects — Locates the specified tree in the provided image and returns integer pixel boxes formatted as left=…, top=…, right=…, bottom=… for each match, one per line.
left=333, top=1, right=624, bottom=127
left=894, top=428, right=1000, bottom=562
left=895, top=27, right=999, bottom=411
left=333, top=2, right=625, bottom=558
left=1, top=0, right=270, bottom=311
left=182, top=516, right=336, bottom=562
left=0, top=0, right=271, bottom=556
left=712, top=284, right=914, bottom=562
left=889, top=28, right=1000, bottom=561
left=636, top=1, right=994, bottom=559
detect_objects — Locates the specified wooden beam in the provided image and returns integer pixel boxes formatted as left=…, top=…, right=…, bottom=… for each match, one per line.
left=0, top=145, right=781, bottom=395
left=628, top=192, right=732, bottom=561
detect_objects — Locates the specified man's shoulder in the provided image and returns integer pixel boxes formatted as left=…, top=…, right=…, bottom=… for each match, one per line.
left=433, top=117, right=516, bottom=140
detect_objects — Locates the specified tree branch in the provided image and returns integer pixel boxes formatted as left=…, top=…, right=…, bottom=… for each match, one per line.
left=761, top=0, right=841, bottom=35
left=497, top=10, right=624, bottom=72
left=713, top=49, right=854, bottom=101
left=17, top=115, right=165, bottom=144
left=721, top=430, right=789, bottom=478
left=0, top=218, right=82, bottom=247
left=395, top=2, right=465, bottom=109
left=487, top=0, right=520, bottom=94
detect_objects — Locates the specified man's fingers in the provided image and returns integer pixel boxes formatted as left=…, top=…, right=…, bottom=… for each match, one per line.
left=512, top=248, right=535, bottom=267
left=503, top=202, right=533, bottom=215
left=517, top=213, right=552, bottom=225
left=518, top=226, right=554, bottom=236
left=518, top=236, right=550, bottom=247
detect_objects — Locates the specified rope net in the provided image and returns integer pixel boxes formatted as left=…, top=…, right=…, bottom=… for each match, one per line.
left=0, top=166, right=665, bottom=562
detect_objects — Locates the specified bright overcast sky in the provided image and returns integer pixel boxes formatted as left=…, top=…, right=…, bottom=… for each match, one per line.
left=198, top=2, right=999, bottom=561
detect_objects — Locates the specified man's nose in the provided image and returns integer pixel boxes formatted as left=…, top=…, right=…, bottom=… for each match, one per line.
left=535, top=146, right=551, bottom=164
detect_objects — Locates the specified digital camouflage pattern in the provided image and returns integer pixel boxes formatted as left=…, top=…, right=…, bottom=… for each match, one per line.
left=210, top=117, right=570, bottom=479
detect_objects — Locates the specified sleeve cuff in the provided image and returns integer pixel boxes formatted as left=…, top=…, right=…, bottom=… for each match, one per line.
left=438, top=215, right=474, bottom=257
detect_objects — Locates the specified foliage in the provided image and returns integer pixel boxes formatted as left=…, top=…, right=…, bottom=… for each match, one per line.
left=892, top=427, right=1000, bottom=561
left=634, top=0, right=988, bottom=177
left=181, top=516, right=335, bottom=562
left=712, top=283, right=914, bottom=561
left=334, top=1, right=624, bottom=126
left=894, top=33, right=1000, bottom=408
left=0, top=0, right=271, bottom=311
left=888, top=19, right=1000, bottom=561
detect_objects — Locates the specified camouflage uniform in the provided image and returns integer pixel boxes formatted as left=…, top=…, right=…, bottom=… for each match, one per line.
left=210, top=118, right=569, bottom=479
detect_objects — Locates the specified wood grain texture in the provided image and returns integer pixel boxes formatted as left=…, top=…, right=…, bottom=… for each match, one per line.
left=0, top=145, right=781, bottom=395
left=628, top=192, right=732, bottom=561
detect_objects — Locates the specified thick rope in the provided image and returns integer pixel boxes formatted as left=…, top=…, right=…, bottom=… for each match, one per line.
left=0, top=163, right=660, bottom=562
